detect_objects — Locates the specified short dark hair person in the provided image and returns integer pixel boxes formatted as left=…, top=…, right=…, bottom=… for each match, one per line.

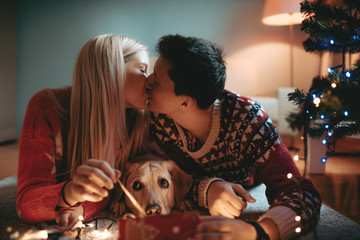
left=156, top=34, right=226, bottom=109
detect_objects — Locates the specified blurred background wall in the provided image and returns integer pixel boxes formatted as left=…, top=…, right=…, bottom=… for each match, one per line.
left=0, top=0, right=321, bottom=138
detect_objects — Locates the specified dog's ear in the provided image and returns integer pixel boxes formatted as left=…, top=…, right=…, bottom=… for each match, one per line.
left=162, top=160, right=193, bottom=204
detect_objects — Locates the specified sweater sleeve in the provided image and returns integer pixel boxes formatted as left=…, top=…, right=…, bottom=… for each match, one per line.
left=16, top=90, right=107, bottom=223
left=241, top=101, right=321, bottom=239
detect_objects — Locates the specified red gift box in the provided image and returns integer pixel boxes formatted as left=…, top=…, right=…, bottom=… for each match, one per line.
left=118, top=211, right=201, bottom=240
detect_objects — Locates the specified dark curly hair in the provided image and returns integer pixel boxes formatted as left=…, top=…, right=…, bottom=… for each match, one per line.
left=156, top=34, right=226, bottom=109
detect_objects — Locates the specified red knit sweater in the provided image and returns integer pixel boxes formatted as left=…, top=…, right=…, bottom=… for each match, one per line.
left=16, top=88, right=109, bottom=223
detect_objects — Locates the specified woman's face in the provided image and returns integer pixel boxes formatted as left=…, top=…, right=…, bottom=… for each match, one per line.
left=124, top=50, right=150, bottom=109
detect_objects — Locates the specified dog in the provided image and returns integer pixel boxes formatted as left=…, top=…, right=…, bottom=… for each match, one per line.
left=111, top=153, right=193, bottom=217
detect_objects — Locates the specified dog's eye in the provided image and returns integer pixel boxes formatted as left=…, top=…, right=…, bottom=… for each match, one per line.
left=132, top=181, right=143, bottom=191
left=159, top=178, right=169, bottom=188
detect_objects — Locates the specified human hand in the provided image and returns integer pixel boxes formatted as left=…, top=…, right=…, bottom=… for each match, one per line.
left=193, top=216, right=257, bottom=240
left=207, top=181, right=256, bottom=219
left=63, top=159, right=121, bottom=205
left=55, top=206, right=84, bottom=228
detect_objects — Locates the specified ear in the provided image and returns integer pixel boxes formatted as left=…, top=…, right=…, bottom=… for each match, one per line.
left=162, top=160, right=193, bottom=204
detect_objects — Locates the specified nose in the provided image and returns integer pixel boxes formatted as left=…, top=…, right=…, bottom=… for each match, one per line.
left=145, top=204, right=161, bottom=216
left=145, top=74, right=154, bottom=91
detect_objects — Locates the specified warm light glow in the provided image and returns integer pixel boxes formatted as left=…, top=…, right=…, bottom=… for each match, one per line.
left=295, top=227, right=302, bottom=233
left=91, top=229, right=112, bottom=239
left=295, top=216, right=301, bottom=221
left=331, top=83, right=337, bottom=88
left=262, top=0, right=304, bottom=26
left=287, top=173, right=293, bottom=179
left=293, top=155, right=299, bottom=161
left=78, top=215, right=84, bottom=221
left=38, top=230, right=48, bottom=239
left=313, top=97, right=321, bottom=107
left=263, top=12, right=303, bottom=25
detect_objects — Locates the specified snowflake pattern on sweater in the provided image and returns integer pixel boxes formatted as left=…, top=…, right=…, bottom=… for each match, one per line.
left=16, top=88, right=109, bottom=223
left=150, top=90, right=321, bottom=239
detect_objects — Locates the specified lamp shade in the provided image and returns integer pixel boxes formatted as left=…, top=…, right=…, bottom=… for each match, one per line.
left=262, top=0, right=304, bottom=26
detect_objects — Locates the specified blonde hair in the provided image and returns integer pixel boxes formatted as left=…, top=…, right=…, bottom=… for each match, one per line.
left=67, top=34, right=149, bottom=177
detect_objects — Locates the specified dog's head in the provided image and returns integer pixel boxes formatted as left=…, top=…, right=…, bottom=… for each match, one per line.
left=116, top=154, right=193, bottom=217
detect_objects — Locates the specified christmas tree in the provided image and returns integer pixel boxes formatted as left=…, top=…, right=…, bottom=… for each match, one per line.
left=287, top=0, right=360, bottom=163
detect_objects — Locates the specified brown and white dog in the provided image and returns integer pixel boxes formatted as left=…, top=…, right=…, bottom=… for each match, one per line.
left=111, top=153, right=193, bottom=217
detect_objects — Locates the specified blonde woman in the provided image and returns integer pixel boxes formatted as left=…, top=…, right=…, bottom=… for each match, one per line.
left=16, top=34, right=150, bottom=227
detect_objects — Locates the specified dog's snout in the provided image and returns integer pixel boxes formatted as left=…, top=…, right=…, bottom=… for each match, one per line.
left=145, top=204, right=161, bottom=216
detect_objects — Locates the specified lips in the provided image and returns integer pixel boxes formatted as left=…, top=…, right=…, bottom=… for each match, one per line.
left=146, top=96, right=152, bottom=107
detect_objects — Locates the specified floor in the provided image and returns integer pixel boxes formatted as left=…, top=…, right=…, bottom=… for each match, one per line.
left=284, top=135, right=360, bottom=225
left=0, top=137, right=359, bottom=225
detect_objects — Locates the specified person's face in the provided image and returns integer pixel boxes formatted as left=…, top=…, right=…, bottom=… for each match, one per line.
left=125, top=50, right=150, bottom=109
left=145, top=57, right=185, bottom=115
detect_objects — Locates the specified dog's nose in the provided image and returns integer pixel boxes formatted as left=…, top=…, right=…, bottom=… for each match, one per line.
left=145, top=204, right=161, bottom=215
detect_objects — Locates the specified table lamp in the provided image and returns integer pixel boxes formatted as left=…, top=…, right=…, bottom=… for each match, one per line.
left=262, top=0, right=304, bottom=87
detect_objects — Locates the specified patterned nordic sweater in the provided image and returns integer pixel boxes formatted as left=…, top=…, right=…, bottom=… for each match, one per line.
left=150, top=90, right=321, bottom=240
left=16, top=88, right=109, bottom=223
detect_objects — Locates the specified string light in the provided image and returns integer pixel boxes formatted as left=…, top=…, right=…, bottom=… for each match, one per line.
left=90, top=229, right=112, bottom=239
left=293, top=155, right=299, bottom=161
left=344, top=111, right=349, bottom=116
left=327, top=67, right=332, bottom=72
left=346, top=72, right=351, bottom=77
left=325, top=124, right=329, bottom=129
left=322, top=139, right=327, bottom=144
left=295, top=227, right=302, bottom=233
left=287, top=173, right=293, bottom=179
left=320, top=115, right=325, bottom=119
left=313, top=97, right=321, bottom=107
left=331, top=83, right=336, bottom=88
left=330, top=39, right=334, bottom=44
left=38, top=230, right=48, bottom=239
left=321, top=158, right=327, bottom=163
left=295, top=216, right=301, bottom=222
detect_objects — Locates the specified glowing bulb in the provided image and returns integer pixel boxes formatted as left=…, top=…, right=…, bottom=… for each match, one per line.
left=295, top=216, right=301, bottom=221
left=327, top=67, right=331, bottom=72
left=78, top=215, right=84, bottom=221
left=313, top=97, right=321, bottom=107
left=325, top=124, right=329, bottom=129
left=306, top=110, right=309, bottom=113
left=312, top=94, right=316, bottom=99
left=322, top=158, right=327, bottom=163
left=320, top=115, right=325, bottom=119
left=287, top=173, right=293, bottom=179
left=295, top=227, right=302, bottom=233
left=344, top=111, right=349, bottom=116
left=322, top=139, right=327, bottom=144
left=88, top=223, right=94, bottom=228
left=38, top=230, right=48, bottom=239
left=346, top=72, right=351, bottom=77
left=91, top=229, right=111, bottom=239
left=293, top=155, right=299, bottom=161
left=330, top=39, right=334, bottom=44
left=331, top=83, right=336, bottom=88
left=328, top=132, right=332, bottom=137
